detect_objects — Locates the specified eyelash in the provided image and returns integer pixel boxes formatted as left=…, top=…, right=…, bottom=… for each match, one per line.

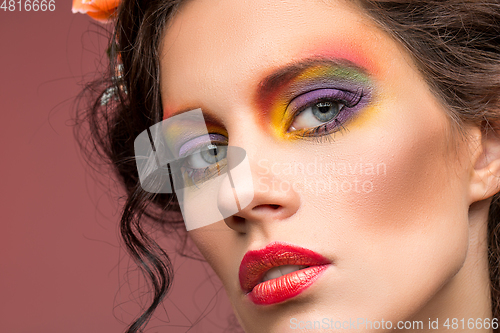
left=286, top=88, right=364, bottom=140
left=298, top=119, right=347, bottom=143
left=182, top=163, right=226, bottom=187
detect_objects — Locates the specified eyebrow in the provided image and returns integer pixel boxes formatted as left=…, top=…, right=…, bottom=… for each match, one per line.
left=164, top=56, right=370, bottom=120
left=255, top=56, right=369, bottom=106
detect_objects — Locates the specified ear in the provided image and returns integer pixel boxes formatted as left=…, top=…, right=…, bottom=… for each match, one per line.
left=469, top=121, right=500, bottom=203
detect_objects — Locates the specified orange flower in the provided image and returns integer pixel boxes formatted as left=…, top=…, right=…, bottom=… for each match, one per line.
left=72, top=0, right=120, bottom=23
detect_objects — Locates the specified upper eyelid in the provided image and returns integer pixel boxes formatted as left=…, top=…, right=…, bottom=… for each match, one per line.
left=277, top=73, right=370, bottom=104
left=285, top=88, right=364, bottom=118
left=179, top=140, right=228, bottom=159
left=178, top=133, right=227, bottom=157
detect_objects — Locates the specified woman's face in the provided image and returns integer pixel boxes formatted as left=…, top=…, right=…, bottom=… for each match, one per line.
left=159, top=0, right=481, bottom=331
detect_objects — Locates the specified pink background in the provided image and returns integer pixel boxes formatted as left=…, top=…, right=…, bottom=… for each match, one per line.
left=1, top=3, right=233, bottom=332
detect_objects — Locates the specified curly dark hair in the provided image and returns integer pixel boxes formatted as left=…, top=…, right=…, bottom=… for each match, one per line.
left=75, top=0, right=500, bottom=332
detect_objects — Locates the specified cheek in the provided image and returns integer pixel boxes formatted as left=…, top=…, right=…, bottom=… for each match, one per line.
left=348, top=111, right=467, bottom=258
left=312, top=91, right=471, bottom=317
left=188, top=224, right=231, bottom=267
left=361, top=88, right=468, bottom=221
left=188, top=223, right=242, bottom=290
left=345, top=109, right=463, bottom=234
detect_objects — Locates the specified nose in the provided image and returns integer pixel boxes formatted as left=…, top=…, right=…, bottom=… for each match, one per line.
left=217, top=147, right=301, bottom=234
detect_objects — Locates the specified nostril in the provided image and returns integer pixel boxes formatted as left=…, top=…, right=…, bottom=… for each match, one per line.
left=233, top=215, right=245, bottom=224
left=252, top=204, right=281, bottom=211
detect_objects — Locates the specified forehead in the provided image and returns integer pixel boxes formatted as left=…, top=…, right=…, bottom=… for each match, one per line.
left=159, top=0, right=405, bottom=113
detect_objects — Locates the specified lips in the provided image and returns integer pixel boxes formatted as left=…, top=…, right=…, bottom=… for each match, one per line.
left=239, top=242, right=331, bottom=305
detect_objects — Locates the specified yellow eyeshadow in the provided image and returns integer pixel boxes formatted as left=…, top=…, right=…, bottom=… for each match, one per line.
left=269, top=98, right=290, bottom=138
left=296, top=67, right=331, bottom=81
left=347, top=104, right=377, bottom=129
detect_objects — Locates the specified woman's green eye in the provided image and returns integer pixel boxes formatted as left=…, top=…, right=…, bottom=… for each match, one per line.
left=289, top=101, right=344, bottom=131
left=180, top=144, right=228, bottom=186
left=187, top=144, right=228, bottom=169
left=200, top=145, right=227, bottom=165
left=312, top=101, right=342, bottom=122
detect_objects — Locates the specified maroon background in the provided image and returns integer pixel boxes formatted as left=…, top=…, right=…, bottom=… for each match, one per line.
left=1, top=3, right=233, bottom=332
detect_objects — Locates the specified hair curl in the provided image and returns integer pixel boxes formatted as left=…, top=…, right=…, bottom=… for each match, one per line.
left=75, top=0, right=500, bottom=331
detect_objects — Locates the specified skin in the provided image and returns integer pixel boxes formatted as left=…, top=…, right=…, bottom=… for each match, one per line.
left=159, top=0, right=500, bottom=331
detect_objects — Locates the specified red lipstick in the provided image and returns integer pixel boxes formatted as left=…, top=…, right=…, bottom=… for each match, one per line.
left=239, top=242, right=331, bottom=305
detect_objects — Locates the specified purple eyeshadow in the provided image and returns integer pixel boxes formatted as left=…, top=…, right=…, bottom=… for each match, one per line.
left=178, top=133, right=227, bottom=157
left=285, top=85, right=371, bottom=134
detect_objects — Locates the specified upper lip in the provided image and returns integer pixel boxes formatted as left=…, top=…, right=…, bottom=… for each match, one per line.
left=239, top=242, right=331, bottom=293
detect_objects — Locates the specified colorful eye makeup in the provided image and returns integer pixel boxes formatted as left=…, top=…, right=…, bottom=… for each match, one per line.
left=266, top=63, right=373, bottom=140
left=286, top=87, right=364, bottom=137
left=163, top=59, right=374, bottom=184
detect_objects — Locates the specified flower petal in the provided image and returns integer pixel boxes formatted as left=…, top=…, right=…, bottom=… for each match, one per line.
left=86, top=9, right=117, bottom=23
left=92, top=0, right=120, bottom=12
left=72, top=0, right=119, bottom=22
left=72, top=0, right=98, bottom=14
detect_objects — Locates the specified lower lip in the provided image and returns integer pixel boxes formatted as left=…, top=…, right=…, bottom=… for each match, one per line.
left=247, top=265, right=329, bottom=305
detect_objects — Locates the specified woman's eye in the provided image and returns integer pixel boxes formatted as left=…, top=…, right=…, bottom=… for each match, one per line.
left=289, top=100, right=344, bottom=131
left=176, top=133, right=229, bottom=186
left=181, top=143, right=228, bottom=186
left=285, top=88, right=364, bottom=136
left=185, top=144, right=228, bottom=169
